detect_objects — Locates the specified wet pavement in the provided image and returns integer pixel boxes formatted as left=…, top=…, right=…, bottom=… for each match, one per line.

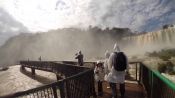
left=0, top=65, right=57, bottom=96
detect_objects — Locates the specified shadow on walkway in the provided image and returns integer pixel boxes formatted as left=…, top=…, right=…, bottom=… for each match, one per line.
left=20, top=67, right=56, bottom=84
left=96, top=82, right=145, bottom=98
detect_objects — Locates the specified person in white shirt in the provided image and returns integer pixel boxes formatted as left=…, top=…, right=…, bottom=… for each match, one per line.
left=94, top=60, right=105, bottom=96
left=104, top=50, right=111, bottom=89
left=106, top=43, right=128, bottom=98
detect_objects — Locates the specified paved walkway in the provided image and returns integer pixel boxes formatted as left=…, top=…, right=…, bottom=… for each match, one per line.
left=96, top=81, right=145, bottom=98
left=0, top=65, right=56, bottom=96
left=0, top=65, right=145, bottom=98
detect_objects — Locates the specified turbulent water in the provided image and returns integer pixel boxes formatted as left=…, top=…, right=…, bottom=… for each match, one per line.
left=0, top=65, right=56, bottom=96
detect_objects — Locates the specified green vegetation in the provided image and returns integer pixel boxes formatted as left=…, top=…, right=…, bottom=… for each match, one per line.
left=147, top=49, right=175, bottom=74
left=147, top=49, right=175, bottom=61
left=158, top=62, right=175, bottom=75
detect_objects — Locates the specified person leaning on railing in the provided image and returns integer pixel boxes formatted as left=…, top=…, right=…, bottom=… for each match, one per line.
left=105, top=43, right=128, bottom=98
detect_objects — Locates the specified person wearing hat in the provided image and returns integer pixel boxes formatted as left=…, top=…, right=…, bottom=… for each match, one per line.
left=94, top=60, right=105, bottom=96
left=106, top=43, right=128, bottom=98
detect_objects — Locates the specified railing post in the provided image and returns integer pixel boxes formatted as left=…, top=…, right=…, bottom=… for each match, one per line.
left=89, top=70, right=96, bottom=98
left=52, top=86, right=58, bottom=98
left=59, top=81, right=65, bottom=98
left=31, top=68, right=35, bottom=75
left=136, top=63, right=137, bottom=80
left=21, top=65, right=25, bottom=70
left=56, top=74, right=62, bottom=81
left=150, top=71, right=154, bottom=98
left=138, top=62, right=142, bottom=84
left=65, top=81, right=70, bottom=98
left=92, top=75, right=97, bottom=98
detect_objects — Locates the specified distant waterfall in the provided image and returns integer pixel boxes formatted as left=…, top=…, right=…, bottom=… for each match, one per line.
left=125, top=28, right=175, bottom=45
left=122, top=27, right=175, bottom=55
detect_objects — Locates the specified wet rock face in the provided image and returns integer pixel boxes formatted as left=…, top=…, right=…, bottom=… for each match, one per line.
left=0, top=65, right=56, bottom=96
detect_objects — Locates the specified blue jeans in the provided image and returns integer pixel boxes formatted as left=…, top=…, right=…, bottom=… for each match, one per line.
left=109, top=83, right=125, bottom=98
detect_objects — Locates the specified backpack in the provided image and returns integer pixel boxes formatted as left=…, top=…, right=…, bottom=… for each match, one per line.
left=113, top=52, right=127, bottom=71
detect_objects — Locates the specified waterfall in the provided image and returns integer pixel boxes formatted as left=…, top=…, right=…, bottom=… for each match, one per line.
left=123, top=27, right=175, bottom=55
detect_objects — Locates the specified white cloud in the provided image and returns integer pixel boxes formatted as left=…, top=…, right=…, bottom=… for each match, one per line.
left=0, top=0, right=175, bottom=32
left=87, top=0, right=175, bottom=31
left=0, top=7, right=28, bottom=45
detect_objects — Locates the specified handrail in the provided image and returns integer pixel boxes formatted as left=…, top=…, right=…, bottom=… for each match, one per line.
left=1, top=81, right=61, bottom=98
left=141, top=62, right=175, bottom=91
left=140, top=62, right=175, bottom=98
left=1, top=60, right=175, bottom=98
left=153, top=70, right=175, bottom=91
left=0, top=61, right=96, bottom=98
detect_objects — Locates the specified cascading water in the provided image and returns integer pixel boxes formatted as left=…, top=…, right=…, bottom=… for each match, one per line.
left=123, top=27, right=175, bottom=55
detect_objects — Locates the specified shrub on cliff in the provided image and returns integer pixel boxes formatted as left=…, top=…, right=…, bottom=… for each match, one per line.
left=147, top=49, right=175, bottom=61
left=158, top=62, right=175, bottom=75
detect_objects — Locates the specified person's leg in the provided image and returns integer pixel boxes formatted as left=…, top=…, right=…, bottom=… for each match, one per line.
left=98, top=81, right=103, bottom=96
left=97, top=81, right=100, bottom=95
left=120, top=83, right=125, bottom=98
left=98, top=81, right=102, bottom=96
left=109, top=82, right=117, bottom=98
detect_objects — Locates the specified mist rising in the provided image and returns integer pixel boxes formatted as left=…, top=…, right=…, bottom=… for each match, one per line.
left=0, top=8, right=29, bottom=46
left=0, top=27, right=131, bottom=66
left=1, top=0, right=175, bottom=66
left=123, top=27, right=175, bottom=56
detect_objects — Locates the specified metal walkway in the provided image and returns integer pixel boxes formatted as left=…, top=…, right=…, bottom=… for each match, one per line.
left=1, top=61, right=175, bottom=98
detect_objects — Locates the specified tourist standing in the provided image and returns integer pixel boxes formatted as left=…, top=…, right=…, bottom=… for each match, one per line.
left=94, top=60, right=105, bottom=96
left=104, top=50, right=111, bottom=88
left=75, top=51, right=84, bottom=66
left=106, top=43, right=128, bottom=98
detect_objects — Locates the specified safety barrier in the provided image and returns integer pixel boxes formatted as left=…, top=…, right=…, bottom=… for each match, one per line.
left=140, top=63, right=175, bottom=98
left=0, top=61, right=96, bottom=98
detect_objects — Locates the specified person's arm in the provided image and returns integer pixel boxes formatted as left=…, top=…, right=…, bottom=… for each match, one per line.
left=103, top=60, right=107, bottom=74
left=108, top=53, right=114, bottom=71
left=75, top=55, right=79, bottom=59
left=94, top=66, right=99, bottom=74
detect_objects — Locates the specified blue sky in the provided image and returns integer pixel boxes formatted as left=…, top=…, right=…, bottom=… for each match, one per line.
left=0, top=0, right=175, bottom=45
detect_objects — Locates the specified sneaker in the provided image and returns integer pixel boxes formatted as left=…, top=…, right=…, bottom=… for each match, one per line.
left=107, top=86, right=110, bottom=89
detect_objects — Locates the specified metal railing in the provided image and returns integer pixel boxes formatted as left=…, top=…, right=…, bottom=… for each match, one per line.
left=140, top=62, right=175, bottom=98
left=122, top=61, right=175, bottom=98
left=1, top=61, right=175, bottom=98
left=0, top=61, right=96, bottom=98
left=127, top=62, right=141, bottom=82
